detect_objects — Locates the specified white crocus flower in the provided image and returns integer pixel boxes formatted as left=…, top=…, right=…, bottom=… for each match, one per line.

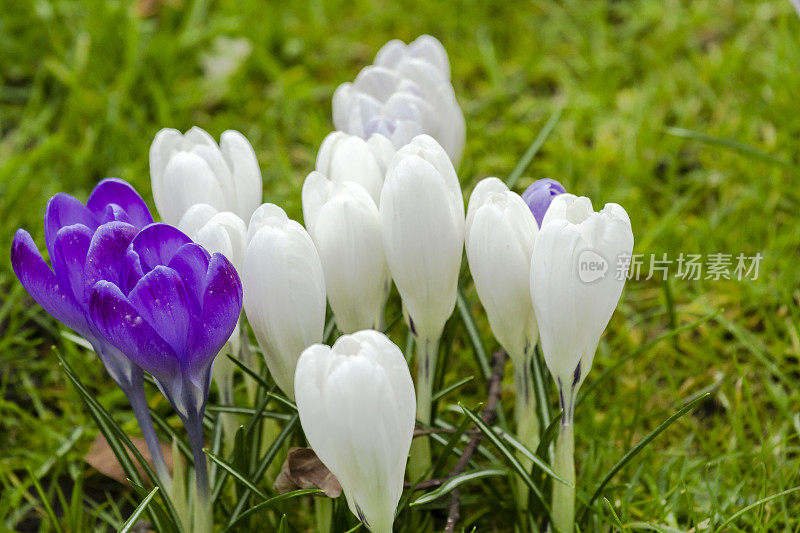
left=380, top=134, right=464, bottom=478
left=241, top=203, right=326, bottom=399
left=295, top=330, right=415, bottom=533
left=315, top=131, right=395, bottom=206
left=302, top=171, right=390, bottom=333
left=530, top=193, right=633, bottom=533
left=332, top=35, right=465, bottom=166
left=465, top=177, right=540, bottom=504
left=150, top=126, right=262, bottom=225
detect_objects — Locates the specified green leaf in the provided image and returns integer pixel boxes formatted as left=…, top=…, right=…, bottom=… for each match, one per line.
left=713, top=485, right=800, bottom=532
left=432, top=375, right=474, bottom=402
left=458, top=403, right=552, bottom=519
left=580, top=393, right=711, bottom=521
left=222, top=489, right=323, bottom=532
left=536, top=410, right=563, bottom=459
left=227, top=352, right=272, bottom=390
left=663, top=126, right=795, bottom=170
left=411, top=468, right=507, bottom=506
left=27, top=468, right=63, bottom=533
left=505, top=103, right=565, bottom=189
left=204, top=448, right=268, bottom=499
left=456, top=287, right=491, bottom=381
left=119, top=487, right=159, bottom=533
left=499, top=429, right=569, bottom=484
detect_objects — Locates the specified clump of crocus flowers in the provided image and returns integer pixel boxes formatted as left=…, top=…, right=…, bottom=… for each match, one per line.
left=11, top=34, right=635, bottom=533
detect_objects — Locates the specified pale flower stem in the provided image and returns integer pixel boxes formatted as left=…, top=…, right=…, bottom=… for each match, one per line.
left=409, top=336, right=439, bottom=481
left=552, top=397, right=576, bottom=533
left=184, top=410, right=210, bottom=503
left=125, top=383, right=172, bottom=489
left=513, top=356, right=539, bottom=511
left=314, top=496, right=333, bottom=533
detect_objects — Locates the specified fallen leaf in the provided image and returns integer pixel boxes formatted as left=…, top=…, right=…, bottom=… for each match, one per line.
left=84, top=434, right=172, bottom=486
left=274, top=447, right=342, bottom=498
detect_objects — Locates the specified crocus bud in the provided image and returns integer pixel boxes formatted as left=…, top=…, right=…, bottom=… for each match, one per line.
left=530, top=194, right=634, bottom=418
left=521, top=178, right=567, bottom=227
left=465, top=177, right=539, bottom=362
left=178, top=204, right=247, bottom=272
left=295, top=330, right=415, bottom=533
left=316, top=131, right=395, bottom=206
left=242, top=203, right=326, bottom=399
left=332, top=35, right=465, bottom=166
left=380, top=135, right=464, bottom=343
left=150, top=127, right=262, bottom=225
left=302, top=172, right=389, bottom=333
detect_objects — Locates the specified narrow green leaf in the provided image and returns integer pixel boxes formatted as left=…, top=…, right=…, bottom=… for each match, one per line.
left=459, top=403, right=552, bottom=519
left=277, top=514, right=290, bottom=533
left=411, top=469, right=507, bottom=506
left=580, top=393, right=711, bottom=520
left=713, top=485, right=800, bottom=532
left=432, top=375, right=474, bottom=402
left=27, top=468, right=62, bottom=533
left=602, top=497, right=625, bottom=529
left=227, top=352, right=271, bottom=390
left=499, top=430, right=569, bottom=484
left=456, top=287, right=491, bottom=381
left=663, top=126, right=794, bottom=169
left=536, top=410, right=562, bottom=460
left=267, top=391, right=298, bottom=411
left=506, top=103, right=565, bottom=189
left=204, top=448, right=268, bottom=499
left=221, top=489, right=323, bottom=532
left=119, top=487, right=159, bottom=533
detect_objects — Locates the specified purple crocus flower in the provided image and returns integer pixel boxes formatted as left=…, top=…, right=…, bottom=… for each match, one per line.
left=89, top=223, right=242, bottom=498
left=10, top=178, right=170, bottom=483
left=521, top=178, right=567, bottom=227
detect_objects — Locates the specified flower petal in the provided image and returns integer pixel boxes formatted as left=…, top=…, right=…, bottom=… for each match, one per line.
left=84, top=221, right=138, bottom=299
left=167, top=243, right=211, bottom=311
left=11, top=229, right=87, bottom=334
left=127, top=265, right=194, bottom=358
left=190, top=253, right=242, bottom=381
left=86, top=178, right=154, bottom=230
left=129, top=223, right=193, bottom=272
left=51, top=224, right=94, bottom=308
left=89, top=280, right=178, bottom=381
left=44, top=193, right=96, bottom=261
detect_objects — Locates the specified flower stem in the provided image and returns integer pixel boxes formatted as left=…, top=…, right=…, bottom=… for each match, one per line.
left=124, top=377, right=171, bottom=489
left=409, top=336, right=439, bottom=481
left=184, top=410, right=210, bottom=504
left=513, top=357, right=539, bottom=512
left=552, top=399, right=575, bottom=533
left=314, top=497, right=333, bottom=533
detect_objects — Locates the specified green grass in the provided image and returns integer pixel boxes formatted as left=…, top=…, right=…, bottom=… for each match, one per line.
left=1, top=0, right=800, bottom=531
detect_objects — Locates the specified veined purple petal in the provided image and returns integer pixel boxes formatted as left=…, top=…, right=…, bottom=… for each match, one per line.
left=84, top=221, right=138, bottom=301
left=90, top=281, right=178, bottom=381
left=51, top=224, right=94, bottom=308
left=11, top=229, right=88, bottom=335
left=190, top=253, right=242, bottom=382
left=127, top=265, right=194, bottom=356
left=167, top=243, right=211, bottom=312
left=44, top=193, right=96, bottom=261
left=87, top=178, right=154, bottom=230
left=122, top=247, right=145, bottom=295
left=130, top=223, right=192, bottom=272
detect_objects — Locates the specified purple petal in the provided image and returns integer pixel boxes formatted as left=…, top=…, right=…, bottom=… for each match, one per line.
left=11, top=229, right=88, bottom=335
left=51, top=224, right=94, bottom=308
left=122, top=247, right=145, bottom=295
left=130, top=223, right=193, bottom=272
left=167, top=243, right=211, bottom=312
left=90, top=281, right=178, bottom=381
left=127, top=265, right=195, bottom=357
left=190, top=253, right=242, bottom=380
left=87, top=178, right=153, bottom=230
left=44, top=193, right=96, bottom=261
left=84, top=221, right=138, bottom=301
left=521, top=178, right=567, bottom=227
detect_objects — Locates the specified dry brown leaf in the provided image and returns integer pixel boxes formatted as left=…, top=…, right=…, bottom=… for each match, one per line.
left=84, top=434, right=172, bottom=486
left=274, top=447, right=342, bottom=498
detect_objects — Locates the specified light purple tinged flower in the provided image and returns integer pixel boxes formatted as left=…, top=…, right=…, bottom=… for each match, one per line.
left=521, top=178, right=567, bottom=227
left=89, top=222, right=242, bottom=497
left=9, top=178, right=174, bottom=482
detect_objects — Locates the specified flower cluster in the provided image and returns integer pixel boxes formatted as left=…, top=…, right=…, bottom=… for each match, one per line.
left=11, top=34, right=634, bottom=533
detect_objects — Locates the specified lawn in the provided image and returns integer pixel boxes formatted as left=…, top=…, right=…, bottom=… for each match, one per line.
left=1, top=0, right=799, bottom=531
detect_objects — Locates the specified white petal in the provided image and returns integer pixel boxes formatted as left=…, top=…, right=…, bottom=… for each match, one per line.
left=159, top=152, right=226, bottom=225
left=220, top=130, right=263, bottom=222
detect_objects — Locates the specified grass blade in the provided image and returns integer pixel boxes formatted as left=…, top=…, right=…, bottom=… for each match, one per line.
left=713, top=485, right=800, bottom=532
left=456, top=287, right=491, bottom=381
left=432, top=375, right=474, bottom=402
left=459, top=403, right=552, bottom=518
left=27, top=468, right=62, bottom=533
left=119, top=487, right=159, bottom=533
left=663, top=126, right=794, bottom=169
left=204, top=448, right=268, bottom=499
left=506, top=103, right=565, bottom=189
left=222, top=489, right=324, bottom=532
left=580, top=392, right=711, bottom=521
left=411, top=469, right=507, bottom=506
